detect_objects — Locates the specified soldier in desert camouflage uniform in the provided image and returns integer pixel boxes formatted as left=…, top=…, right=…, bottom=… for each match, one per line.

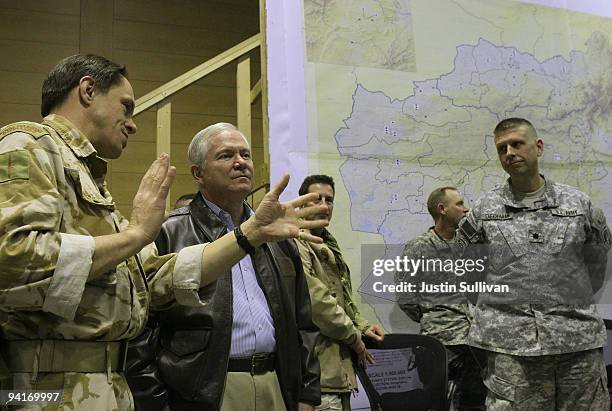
left=396, top=187, right=486, bottom=410
left=455, top=118, right=611, bottom=410
left=296, top=174, right=385, bottom=411
left=0, top=54, right=327, bottom=411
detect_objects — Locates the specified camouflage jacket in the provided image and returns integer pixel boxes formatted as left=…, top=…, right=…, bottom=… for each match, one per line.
left=456, top=177, right=611, bottom=356
left=0, top=116, right=211, bottom=409
left=395, top=228, right=472, bottom=346
left=297, top=229, right=370, bottom=393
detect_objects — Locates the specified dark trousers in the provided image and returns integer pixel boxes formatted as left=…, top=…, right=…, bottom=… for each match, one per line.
left=447, top=345, right=487, bottom=411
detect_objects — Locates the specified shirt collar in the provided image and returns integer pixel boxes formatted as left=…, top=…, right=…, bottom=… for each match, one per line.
left=427, top=227, right=452, bottom=250
left=42, top=114, right=109, bottom=182
left=499, top=174, right=558, bottom=209
left=42, top=114, right=98, bottom=159
left=202, top=196, right=254, bottom=230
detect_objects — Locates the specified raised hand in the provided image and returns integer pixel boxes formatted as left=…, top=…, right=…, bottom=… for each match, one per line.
left=90, top=154, right=175, bottom=279
left=127, top=153, right=176, bottom=246
left=242, top=174, right=328, bottom=246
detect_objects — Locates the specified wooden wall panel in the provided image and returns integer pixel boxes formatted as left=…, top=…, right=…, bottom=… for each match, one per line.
left=0, top=1, right=79, bottom=15
left=115, top=0, right=258, bottom=32
left=114, top=20, right=254, bottom=57
left=113, top=142, right=190, bottom=174
left=111, top=0, right=263, bottom=215
left=0, top=0, right=265, bottom=217
left=115, top=49, right=260, bottom=87
left=0, top=3, right=80, bottom=138
left=129, top=112, right=263, bottom=145
left=130, top=80, right=262, bottom=118
left=0, top=103, right=40, bottom=125
left=0, top=72, right=46, bottom=105
left=111, top=171, right=144, bottom=214
left=79, top=0, right=114, bottom=57
left=0, top=9, right=79, bottom=45
left=0, top=40, right=76, bottom=74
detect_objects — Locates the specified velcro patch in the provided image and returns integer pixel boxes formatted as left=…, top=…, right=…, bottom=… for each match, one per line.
left=0, top=122, right=49, bottom=140
left=458, top=217, right=479, bottom=241
left=551, top=208, right=582, bottom=217
left=0, top=149, right=29, bottom=183
left=591, top=207, right=611, bottom=246
left=481, top=212, right=512, bottom=220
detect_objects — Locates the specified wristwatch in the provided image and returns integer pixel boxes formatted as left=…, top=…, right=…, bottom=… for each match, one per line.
left=234, top=225, right=256, bottom=255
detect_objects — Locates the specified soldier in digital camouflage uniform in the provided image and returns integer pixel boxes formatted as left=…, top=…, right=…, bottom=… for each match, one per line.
left=296, top=175, right=385, bottom=411
left=0, top=54, right=327, bottom=411
left=455, top=118, right=611, bottom=410
left=396, top=187, right=486, bottom=410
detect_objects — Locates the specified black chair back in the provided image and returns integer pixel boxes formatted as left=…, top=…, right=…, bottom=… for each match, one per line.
left=353, top=333, right=448, bottom=411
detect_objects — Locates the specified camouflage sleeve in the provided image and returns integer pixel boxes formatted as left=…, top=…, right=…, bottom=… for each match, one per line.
left=351, top=306, right=372, bottom=334
left=341, top=271, right=370, bottom=334
left=141, top=241, right=213, bottom=309
left=395, top=241, right=422, bottom=323
left=112, top=204, right=211, bottom=309
left=0, top=129, right=95, bottom=320
left=584, top=205, right=611, bottom=293
left=296, top=239, right=361, bottom=347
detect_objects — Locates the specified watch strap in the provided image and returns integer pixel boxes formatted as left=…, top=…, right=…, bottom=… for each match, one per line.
left=234, top=225, right=256, bottom=255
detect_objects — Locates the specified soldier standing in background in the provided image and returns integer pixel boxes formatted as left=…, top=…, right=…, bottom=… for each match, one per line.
left=295, top=174, right=385, bottom=411
left=455, top=118, right=611, bottom=410
left=0, top=54, right=326, bottom=410
left=396, top=187, right=486, bottom=410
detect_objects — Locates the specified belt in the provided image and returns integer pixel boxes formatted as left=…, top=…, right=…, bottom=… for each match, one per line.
left=227, top=353, right=275, bottom=375
left=1, top=340, right=128, bottom=373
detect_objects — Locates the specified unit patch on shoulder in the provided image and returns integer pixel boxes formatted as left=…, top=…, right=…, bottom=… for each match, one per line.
left=0, top=122, right=49, bottom=140
left=0, top=149, right=29, bottom=183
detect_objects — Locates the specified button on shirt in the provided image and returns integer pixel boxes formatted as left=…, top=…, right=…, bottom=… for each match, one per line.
left=203, top=199, right=276, bottom=358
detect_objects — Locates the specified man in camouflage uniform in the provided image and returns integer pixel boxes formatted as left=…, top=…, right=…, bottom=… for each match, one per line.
left=396, top=187, right=486, bottom=410
left=0, top=54, right=327, bottom=411
left=296, top=175, right=385, bottom=411
left=455, top=118, right=611, bottom=410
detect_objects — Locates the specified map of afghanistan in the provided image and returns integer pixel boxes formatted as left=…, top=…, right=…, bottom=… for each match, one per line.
left=304, top=0, right=416, bottom=71
left=335, top=31, right=612, bottom=247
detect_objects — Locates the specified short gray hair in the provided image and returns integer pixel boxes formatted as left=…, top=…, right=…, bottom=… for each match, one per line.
left=427, top=186, right=458, bottom=221
left=187, top=122, right=249, bottom=169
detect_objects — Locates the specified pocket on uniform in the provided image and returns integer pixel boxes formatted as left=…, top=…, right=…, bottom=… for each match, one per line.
left=548, top=212, right=586, bottom=254
left=481, top=217, right=525, bottom=271
left=164, top=329, right=211, bottom=357
left=600, top=364, right=609, bottom=393
left=64, top=166, right=111, bottom=207
left=484, top=374, right=515, bottom=402
left=494, top=225, right=527, bottom=259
